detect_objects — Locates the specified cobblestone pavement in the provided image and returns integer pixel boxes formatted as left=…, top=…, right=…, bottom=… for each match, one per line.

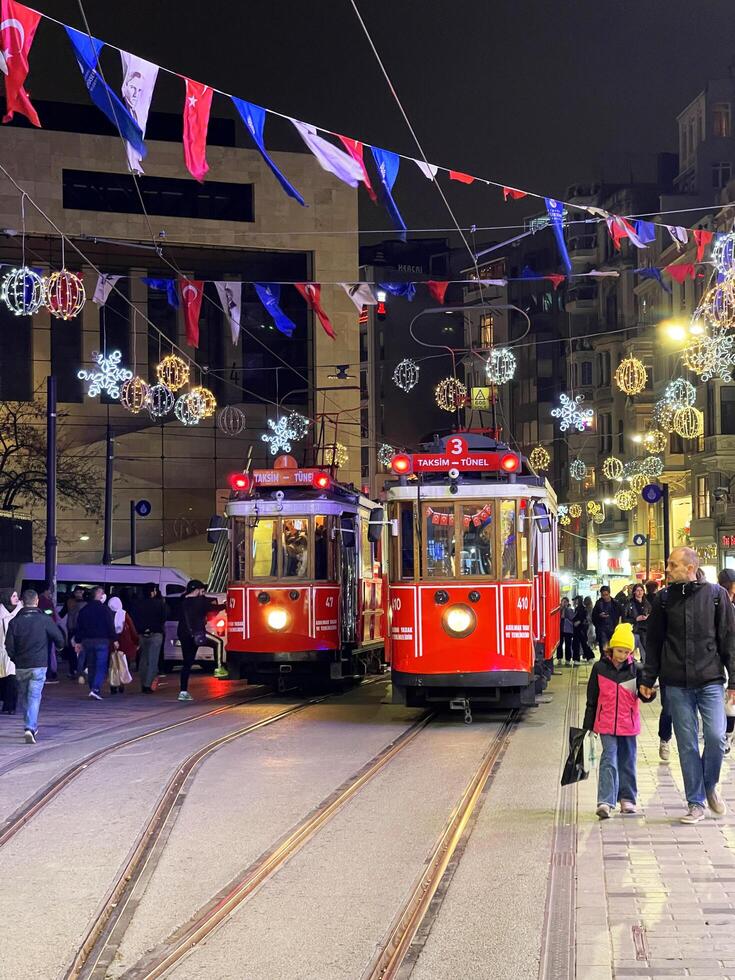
left=576, top=663, right=735, bottom=980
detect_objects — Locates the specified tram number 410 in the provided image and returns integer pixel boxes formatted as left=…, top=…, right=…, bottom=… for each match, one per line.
left=391, top=597, right=402, bottom=611
left=517, top=596, right=529, bottom=610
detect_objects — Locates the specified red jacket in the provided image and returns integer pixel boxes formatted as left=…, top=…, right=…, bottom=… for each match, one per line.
left=117, top=613, right=140, bottom=660
left=583, top=654, right=655, bottom=736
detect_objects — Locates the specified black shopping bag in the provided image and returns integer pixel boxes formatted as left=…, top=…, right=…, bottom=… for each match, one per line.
left=561, top=725, right=589, bottom=786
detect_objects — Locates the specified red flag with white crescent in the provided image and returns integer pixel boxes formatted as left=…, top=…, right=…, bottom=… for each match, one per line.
left=182, top=79, right=212, bottom=182
left=295, top=282, right=335, bottom=339
left=337, top=135, right=377, bottom=202
left=1, top=0, right=41, bottom=127
left=426, top=280, right=449, bottom=304
left=180, top=278, right=203, bottom=347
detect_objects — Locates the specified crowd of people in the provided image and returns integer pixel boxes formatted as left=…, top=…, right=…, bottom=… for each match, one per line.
left=568, top=547, right=735, bottom=825
left=0, top=579, right=226, bottom=744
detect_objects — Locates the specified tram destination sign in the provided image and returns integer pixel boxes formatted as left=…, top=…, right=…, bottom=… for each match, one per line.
left=392, top=437, right=520, bottom=475
left=252, top=468, right=326, bottom=486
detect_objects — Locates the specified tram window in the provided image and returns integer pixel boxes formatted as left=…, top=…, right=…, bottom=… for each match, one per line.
left=520, top=510, right=530, bottom=578
left=251, top=520, right=277, bottom=577
left=533, top=502, right=551, bottom=532
left=282, top=518, right=309, bottom=578
left=400, top=504, right=414, bottom=579
left=460, top=504, right=494, bottom=576
left=360, top=517, right=373, bottom=578
left=232, top=518, right=247, bottom=580
left=314, top=516, right=329, bottom=579
left=500, top=500, right=518, bottom=579
left=425, top=506, right=455, bottom=578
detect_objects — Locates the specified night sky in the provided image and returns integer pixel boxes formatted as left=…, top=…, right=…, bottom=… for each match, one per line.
left=18, top=0, right=735, bottom=237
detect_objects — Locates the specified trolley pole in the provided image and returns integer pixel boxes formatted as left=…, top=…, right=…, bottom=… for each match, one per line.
left=645, top=508, right=652, bottom=582
left=102, top=425, right=114, bottom=565
left=662, top=484, right=671, bottom=564
left=44, top=375, right=57, bottom=604
left=129, top=499, right=137, bottom=566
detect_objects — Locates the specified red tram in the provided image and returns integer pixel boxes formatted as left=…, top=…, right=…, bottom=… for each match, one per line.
left=225, top=455, right=388, bottom=690
left=386, top=434, right=560, bottom=720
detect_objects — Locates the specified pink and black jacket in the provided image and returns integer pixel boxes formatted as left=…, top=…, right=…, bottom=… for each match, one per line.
left=583, top=655, right=655, bottom=736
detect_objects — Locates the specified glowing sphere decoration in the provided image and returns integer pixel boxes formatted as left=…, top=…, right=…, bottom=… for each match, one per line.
left=569, top=458, right=587, bottom=481
left=217, top=405, right=246, bottom=436
left=559, top=513, right=572, bottom=526
left=156, top=354, right=190, bottom=392
left=377, top=443, right=395, bottom=468
left=435, top=376, right=468, bottom=412
left=174, top=391, right=204, bottom=426
left=683, top=337, right=717, bottom=377
left=614, top=356, right=647, bottom=396
left=651, top=400, right=676, bottom=433
left=324, top=442, right=349, bottom=467
left=614, top=489, right=638, bottom=512
left=673, top=406, right=704, bottom=439
left=286, top=412, right=310, bottom=440
left=643, top=429, right=667, bottom=454
left=120, top=376, right=150, bottom=414
left=569, top=503, right=583, bottom=518
left=190, top=385, right=217, bottom=418
left=1, top=266, right=45, bottom=316
left=44, top=270, right=86, bottom=320
left=593, top=512, right=605, bottom=525
left=697, top=277, right=735, bottom=330
left=529, top=445, right=550, bottom=471
left=147, top=383, right=175, bottom=419
left=713, top=232, right=735, bottom=274
left=663, top=378, right=696, bottom=409
left=628, top=473, right=647, bottom=493
left=392, top=358, right=420, bottom=392
left=640, top=455, right=664, bottom=478
left=586, top=500, right=602, bottom=516
left=602, top=456, right=624, bottom=481
left=485, top=347, right=517, bottom=385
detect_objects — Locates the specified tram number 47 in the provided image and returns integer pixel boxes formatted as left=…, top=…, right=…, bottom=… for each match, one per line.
left=517, top=596, right=529, bottom=610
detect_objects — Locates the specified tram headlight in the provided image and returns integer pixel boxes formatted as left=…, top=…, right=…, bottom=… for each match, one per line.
left=266, top=608, right=289, bottom=631
left=442, top=603, right=476, bottom=638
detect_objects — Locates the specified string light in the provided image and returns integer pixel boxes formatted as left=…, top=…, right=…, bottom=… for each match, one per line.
left=683, top=336, right=717, bottom=377
left=586, top=500, right=602, bottom=516
left=602, top=456, right=624, bottom=480
left=393, top=358, right=420, bottom=392
left=651, top=400, right=676, bottom=433
left=378, top=443, right=395, bottom=468
left=614, top=356, right=647, bottom=396
left=147, top=383, right=175, bottom=418
left=673, top=406, right=704, bottom=439
left=44, top=270, right=86, bottom=320
left=643, top=429, right=667, bottom=454
left=287, top=411, right=310, bottom=440
left=569, top=458, right=587, bottom=481
left=640, top=455, right=664, bottom=478
left=628, top=473, right=647, bottom=493
left=217, top=405, right=246, bottom=435
left=157, top=354, right=190, bottom=392
left=324, top=442, right=349, bottom=467
left=529, top=446, right=550, bottom=471
left=569, top=503, right=582, bottom=518
left=551, top=393, right=593, bottom=432
left=485, top=347, right=517, bottom=385
left=435, top=377, right=467, bottom=412
left=120, top=376, right=150, bottom=414
left=262, top=415, right=299, bottom=455
left=592, top=511, right=605, bottom=525
left=662, top=378, right=697, bottom=409
left=1, top=266, right=45, bottom=315
left=190, top=385, right=217, bottom=418
left=77, top=350, right=132, bottom=399
left=614, top=489, right=638, bottom=511
left=174, top=391, right=204, bottom=426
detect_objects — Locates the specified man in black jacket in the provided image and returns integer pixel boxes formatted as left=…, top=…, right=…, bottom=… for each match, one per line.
left=6, top=589, right=65, bottom=743
left=73, top=586, right=118, bottom=700
left=132, top=583, right=167, bottom=692
left=641, top=547, right=735, bottom=823
left=591, top=586, right=621, bottom=653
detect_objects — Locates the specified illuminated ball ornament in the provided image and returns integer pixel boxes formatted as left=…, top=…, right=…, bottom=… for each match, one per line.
left=614, top=489, right=638, bottom=512
left=120, top=376, right=150, bottom=414
left=628, top=473, right=647, bottom=493
left=651, top=400, right=676, bottom=433
left=586, top=500, right=602, bottom=516
left=392, top=358, right=420, bottom=393
left=528, top=446, right=550, bottom=471
left=673, top=406, right=704, bottom=439
left=698, top=276, right=735, bottom=330
left=569, top=503, right=583, bottom=518
left=44, top=270, right=86, bottom=320
left=217, top=405, right=246, bottom=436
left=614, top=356, right=647, bottom=396
left=286, top=412, right=310, bottom=440
left=640, top=455, right=664, bottom=478
left=713, top=232, right=735, bottom=274
left=569, top=458, right=587, bottom=481
left=435, top=376, right=467, bottom=412
left=593, top=512, right=605, bottom=525
left=602, top=456, right=624, bottom=481
left=190, top=386, right=217, bottom=419
left=683, top=337, right=717, bottom=377
left=663, top=378, right=696, bottom=409
left=1, top=266, right=45, bottom=316
left=643, top=429, right=667, bottom=454
left=377, top=443, right=395, bottom=468
left=174, top=391, right=204, bottom=426
left=559, top=513, right=571, bottom=527
left=324, top=442, right=349, bottom=468
left=157, top=354, right=190, bottom=392
left=147, top=383, right=175, bottom=419
left=485, top=347, right=516, bottom=385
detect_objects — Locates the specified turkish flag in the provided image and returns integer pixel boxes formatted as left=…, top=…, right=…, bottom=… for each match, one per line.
left=449, top=170, right=474, bottom=184
left=426, top=280, right=449, bottom=304
left=547, top=274, right=565, bottom=291
left=337, top=135, right=377, bottom=202
left=1, top=0, right=41, bottom=127
left=666, top=262, right=695, bottom=284
left=182, top=79, right=212, bottom=182
left=503, top=186, right=527, bottom=200
left=180, top=278, right=203, bottom=347
left=693, top=229, right=714, bottom=263
left=294, top=282, right=335, bottom=339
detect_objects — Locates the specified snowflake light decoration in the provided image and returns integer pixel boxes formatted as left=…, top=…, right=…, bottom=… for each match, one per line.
left=569, top=458, right=587, bottom=481
left=261, top=415, right=299, bottom=455
left=77, top=350, right=132, bottom=399
left=699, top=333, right=735, bottom=382
left=485, top=347, right=517, bottom=385
left=377, top=443, right=395, bottom=468
left=551, top=393, right=594, bottom=432
left=393, top=358, right=420, bottom=392
left=557, top=504, right=569, bottom=518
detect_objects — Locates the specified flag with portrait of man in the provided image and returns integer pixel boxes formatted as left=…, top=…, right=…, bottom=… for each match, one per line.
left=119, top=51, right=158, bottom=174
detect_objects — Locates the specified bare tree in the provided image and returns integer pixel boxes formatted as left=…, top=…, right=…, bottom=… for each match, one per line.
left=0, top=400, right=101, bottom=516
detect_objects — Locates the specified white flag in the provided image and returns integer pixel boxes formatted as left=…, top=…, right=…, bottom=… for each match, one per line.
left=667, top=225, right=689, bottom=246
left=93, top=273, right=122, bottom=306
left=120, top=52, right=159, bottom=175
left=215, top=281, right=242, bottom=345
left=414, top=159, right=438, bottom=180
left=290, top=120, right=365, bottom=188
left=340, top=282, right=378, bottom=311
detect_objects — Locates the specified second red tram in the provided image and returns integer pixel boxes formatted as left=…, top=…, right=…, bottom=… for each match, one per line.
left=225, top=456, right=388, bottom=690
left=386, top=434, right=560, bottom=718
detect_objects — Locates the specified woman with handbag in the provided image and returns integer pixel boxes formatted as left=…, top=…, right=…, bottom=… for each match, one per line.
left=107, top=597, right=137, bottom=694
left=177, top=580, right=223, bottom=702
left=0, top=588, right=22, bottom=713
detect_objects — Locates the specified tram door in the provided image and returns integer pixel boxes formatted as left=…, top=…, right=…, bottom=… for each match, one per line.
left=338, top=513, right=358, bottom=648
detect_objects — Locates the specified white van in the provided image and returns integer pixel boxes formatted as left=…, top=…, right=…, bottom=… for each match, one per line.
left=15, top=563, right=225, bottom=670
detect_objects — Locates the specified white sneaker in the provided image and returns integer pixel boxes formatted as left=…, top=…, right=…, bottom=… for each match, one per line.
left=659, top=739, right=671, bottom=762
left=24, top=730, right=36, bottom=744
left=596, top=803, right=612, bottom=820
left=88, top=690, right=103, bottom=701
left=178, top=691, right=193, bottom=702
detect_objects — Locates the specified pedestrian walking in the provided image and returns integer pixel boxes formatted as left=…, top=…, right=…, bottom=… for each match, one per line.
left=592, top=585, right=622, bottom=654
left=623, top=583, right=652, bottom=659
left=131, top=583, right=167, bottom=693
left=557, top=597, right=574, bottom=666
left=107, top=597, right=138, bottom=694
left=74, top=586, right=118, bottom=700
left=583, top=622, right=656, bottom=819
left=177, top=580, right=225, bottom=702
left=5, top=589, right=65, bottom=743
left=64, top=587, right=86, bottom=677
left=718, top=569, right=735, bottom=754
left=0, top=588, right=22, bottom=714
left=641, top=547, right=735, bottom=824
left=572, top=596, right=594, bottom=663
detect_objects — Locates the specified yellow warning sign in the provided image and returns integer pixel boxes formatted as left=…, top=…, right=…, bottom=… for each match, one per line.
left=471, top=387, right=491, bottom=410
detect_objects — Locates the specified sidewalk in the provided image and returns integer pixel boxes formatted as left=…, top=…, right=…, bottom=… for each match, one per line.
left=575, top=663, right=735, bottom=980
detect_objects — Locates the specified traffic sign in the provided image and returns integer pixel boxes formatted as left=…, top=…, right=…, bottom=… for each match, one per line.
left=641, top=484, right=663, bottom=504
left=633, top=533, right=647, bottom=547
left=135, top=499, right=152, bottom=517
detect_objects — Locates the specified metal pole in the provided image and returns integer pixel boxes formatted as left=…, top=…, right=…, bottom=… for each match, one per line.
left=130, top=499, right=137, bottom=565
left=102, top=425, right=114, bottom=565
left=645, top=508, right=651, bottom=582
left=662, top=484, right=671, bottom=565
left=44, top=375, right=57, bottom=604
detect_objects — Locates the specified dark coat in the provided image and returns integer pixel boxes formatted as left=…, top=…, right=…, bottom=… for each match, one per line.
left=6, top=607, right=65, bottom=670
left=623, top=597, right=652, bottom=635
left=131, top=595, right=167, bottom=635
left=75, top=600, right=117, bottom=643
left=591, top=598, right=621, bottom=636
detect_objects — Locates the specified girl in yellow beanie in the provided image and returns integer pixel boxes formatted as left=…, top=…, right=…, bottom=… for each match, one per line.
left=583, top=621, right=657, bottom=819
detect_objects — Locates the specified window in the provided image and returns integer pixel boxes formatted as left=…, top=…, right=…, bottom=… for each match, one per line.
left=697, top=475, right=710, bottom=519
left=714, top=102, right=732, bottom=138
left=398, top=503, right=414, bottom=579
left=499, top=500, right=517, bottom=579
left=314, top=516, right=328, bottom=579
left=51, top=317, right=83, bottom=403
left=599, top=351, right=611, bottom=386
left=722, top=388, right=735, bottom=435
left=0, top=305, right=32, bottom=400
left=460, top=504, right=494, bottom=576
left=425, top=507, right=455, bottom=577
left=480, top=314, right=493, bottom=347
left=712, top=162, right=732, bottom=190
left=360, top=516, right=374, bottom=578
left=581, top=361, right=593, bottom=386
left=706, top=384, right=716, bottom=437
left=232, top=518, right=247, bottom=580
left=617, top=420, right=624, bottom=454
left=251, top=520, right=277, bottom=577
left=600, top=413, right=612, bottom=455
left=282, top=518, right=309, bottom=578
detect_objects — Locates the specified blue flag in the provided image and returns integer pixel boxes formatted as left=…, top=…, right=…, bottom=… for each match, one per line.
left=232, top=98, right=306, bottom=206
left=142, top=277, right=179, bottom=309
left=544, top=198, right=572, bottom=275
left=634, top=220, right=656, bottom=245
left=65, top=28, right=146, bottom=157
left=378, top=281, right=416, bottom=301
left=371, top=147, right=407, bottom=241
left=254, top=283, right=296, bottom=337
left=635, top=267, right=672, bottom=294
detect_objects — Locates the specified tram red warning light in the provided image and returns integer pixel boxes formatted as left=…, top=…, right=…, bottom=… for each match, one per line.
left=312, top=471, right=331, bottom=489
left=391, top=454, right=412, bottom=474
left=501, top=453, right=520, bottom=472
left=228, top=473, right=250, bottom=492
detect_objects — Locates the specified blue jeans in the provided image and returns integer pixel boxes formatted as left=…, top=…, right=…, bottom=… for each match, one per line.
left=15, top=667, right=46, bottom=733
left=84, top=640, right=110, bottom=694
left=667, top=684, right=726, bottom=806
left=658, top=684, right=673, bottom=742
left=598, top=734, right=638, bottom=806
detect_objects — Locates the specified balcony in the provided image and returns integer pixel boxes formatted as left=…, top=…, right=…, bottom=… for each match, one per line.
left=565, top=284, right=597, bottom=314
left=566, top=231, right=597, bottom=260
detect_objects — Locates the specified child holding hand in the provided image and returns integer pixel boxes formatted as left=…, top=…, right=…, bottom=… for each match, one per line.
left=583, top=621, right=656, bottom=819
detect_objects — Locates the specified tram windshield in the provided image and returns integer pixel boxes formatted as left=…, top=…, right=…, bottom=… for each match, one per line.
left=231, top=516, right=331, bottom=581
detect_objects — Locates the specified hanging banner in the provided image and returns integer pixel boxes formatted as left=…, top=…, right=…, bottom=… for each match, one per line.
left=337, top=136, right=377, bottom=201
left=545, top=198, right=572, bottom=275
left=215, top=281, right=242, bottom=346
left=291, top=120, right=364, bottom=188
left=371, top=146, right=407, bottom=241
left=92, top=273, right=121, bottom=306
left=119, top=51, right=158, bottom=175
left=1, top=0, right=41, bottom=126
left=182, top=79, right=212, bottom=182
left=180, top=278, right=203, bottom=347
left=233, top=97, right=305, bottom=205
left=340, top=282, right=378, bottom=311
left=142, top=277, right=179, bottom=309
left=254, top=282, right=296, bottom=337
left=294, top=282, right=335, bottom=339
